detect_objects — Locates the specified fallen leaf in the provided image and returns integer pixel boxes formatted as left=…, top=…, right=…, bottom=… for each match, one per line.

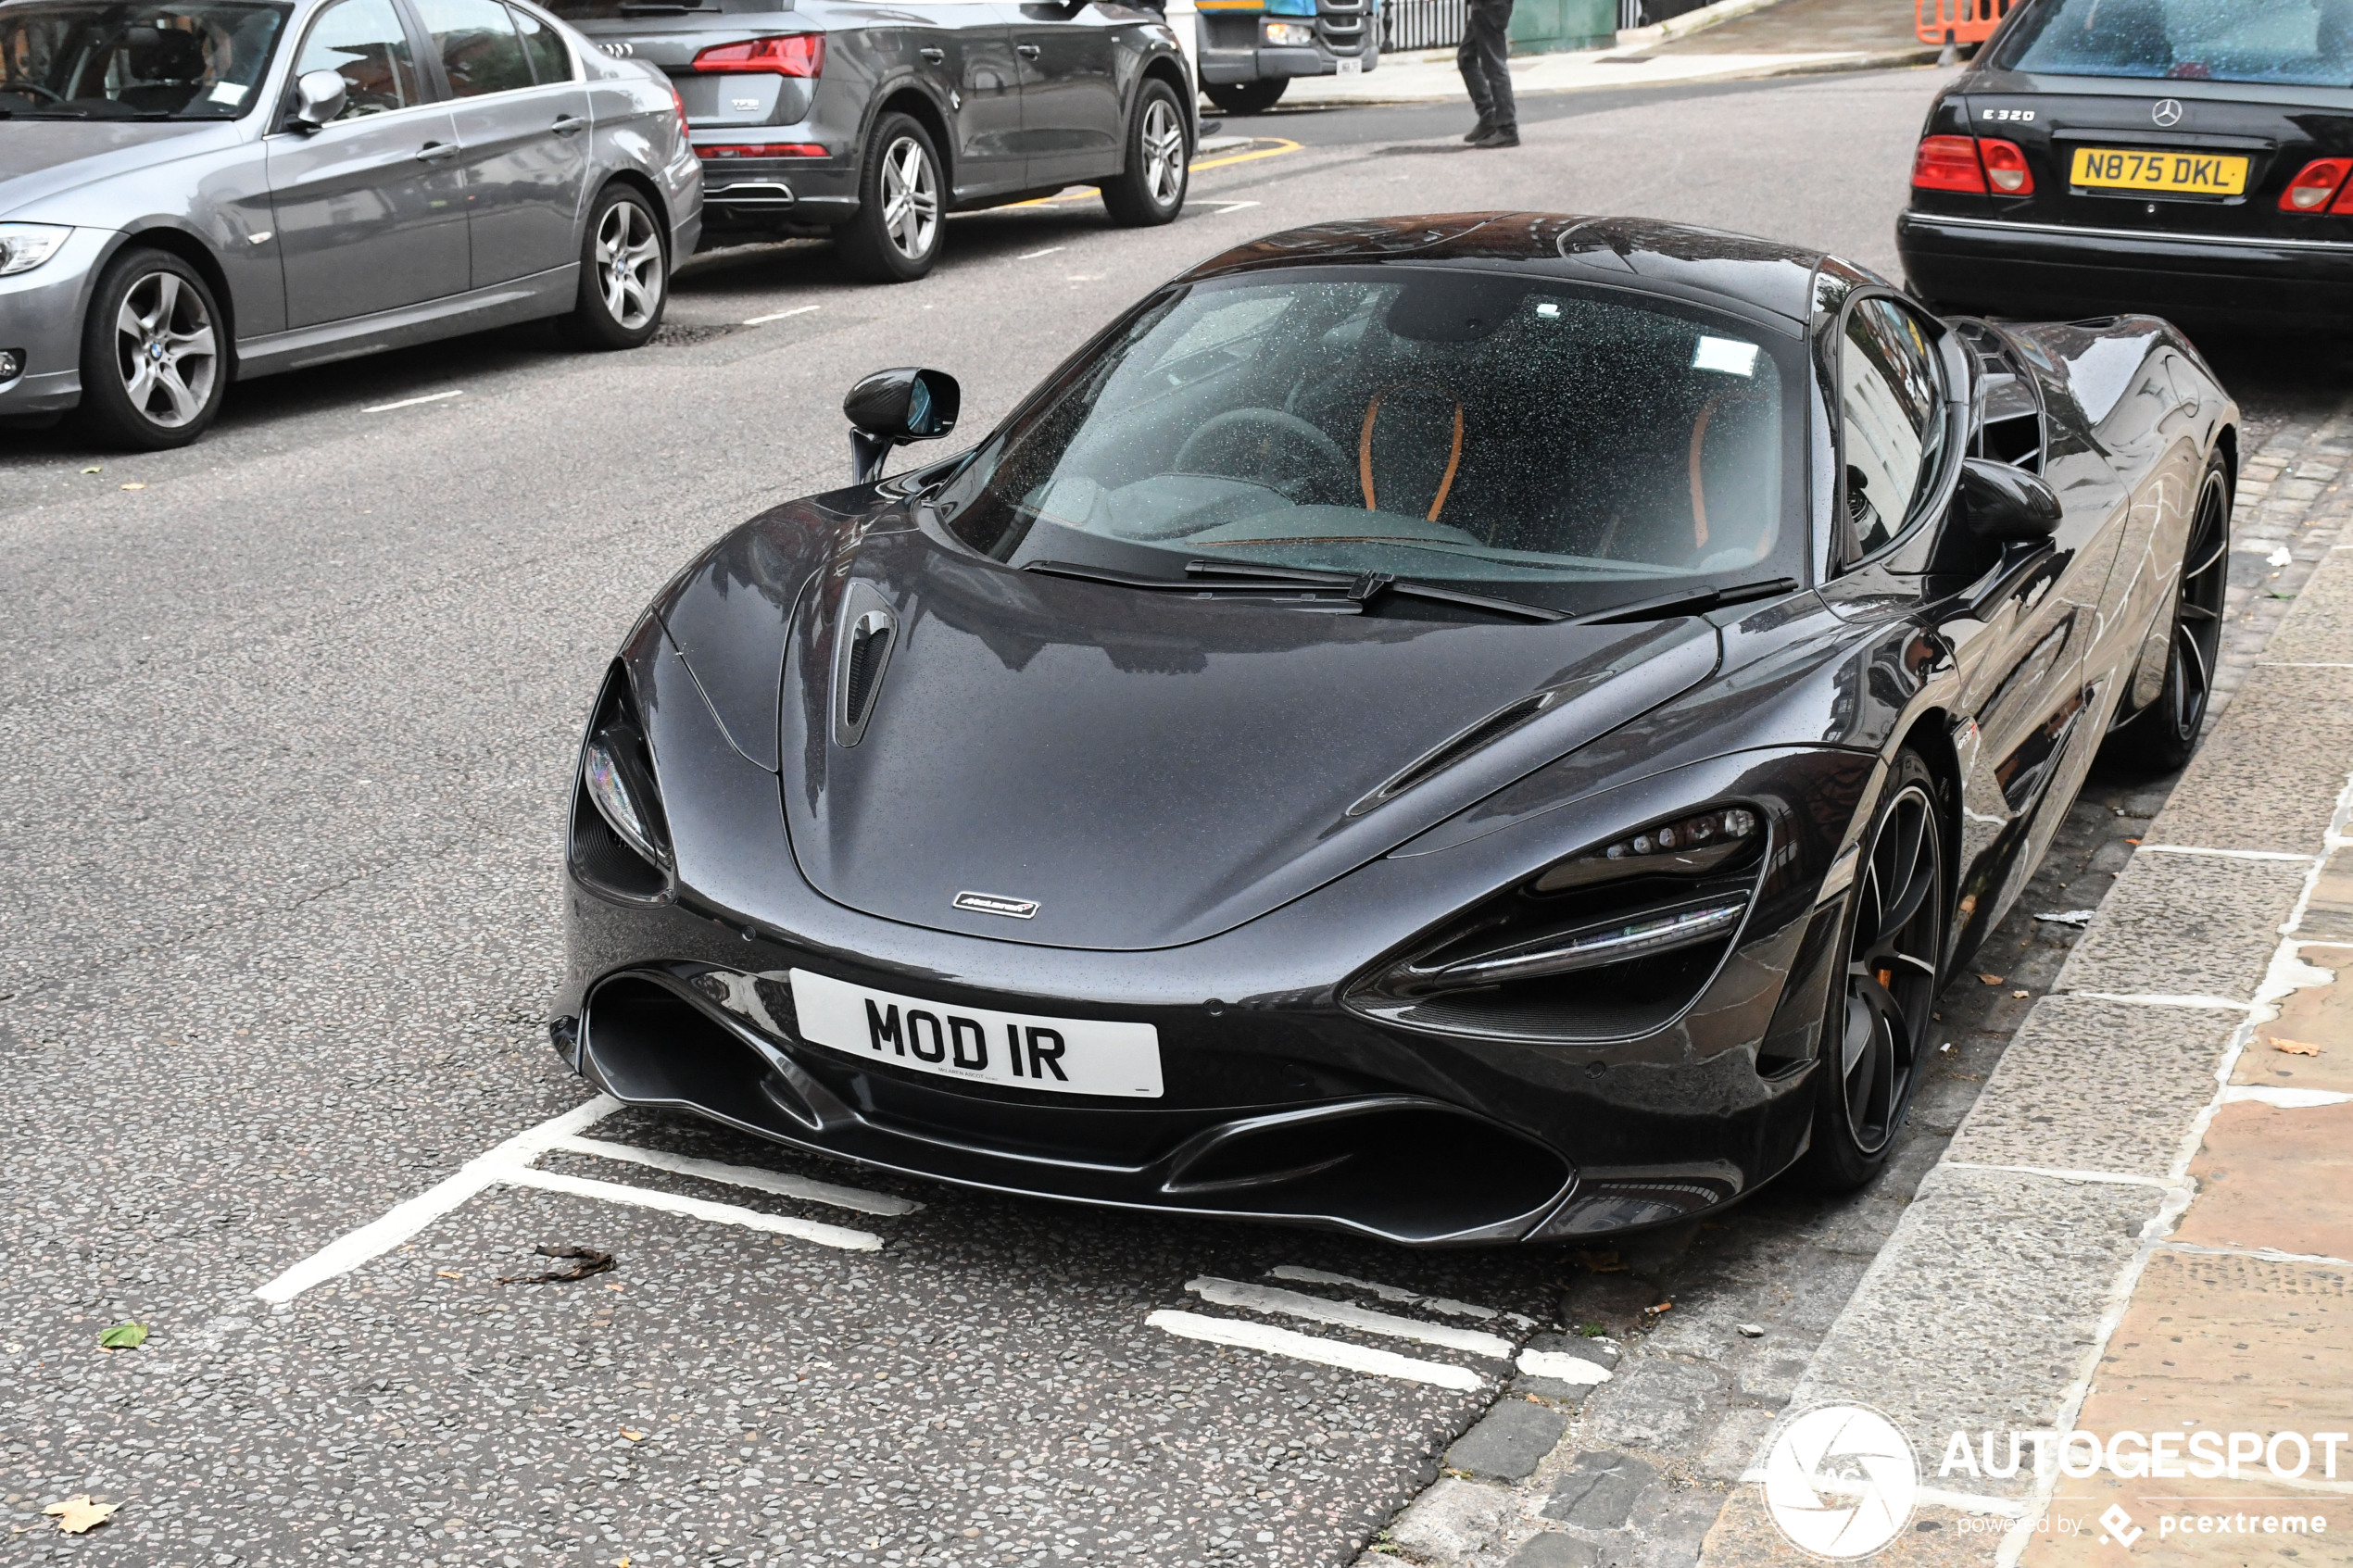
left=2273, top=1039, right=2324, bottom=1057
left=620, top=1428, right=645, bottom=1442
left=2125, top=837, right=2142, bottom=846
left=120, top=482, right=145, bottom=491
left=2012, top=990, right=2031, bottom=999
left=80, top=465, right=101, bottom=474
left=498, top=1245, right=614, bottom=1285
left=1978, top=973, right=2004, bottom=985
left=96, top=1323, right=146, bottom=1350
left=44, top=1496, right=116, bottom=1535
left=436, top=1270, right=463, bottom=1279
left=605, top=1281, right=623, bottom=1292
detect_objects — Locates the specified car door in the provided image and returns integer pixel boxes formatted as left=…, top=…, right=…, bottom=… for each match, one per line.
left=920, top=0, right=1025, bottom=200
left=411, top=0, right=593, bottom=287
left=2095, top=347, right=2207, bottom=710
left=1007, top=0, right=1121, bottom=187
left=265, top=0, right=471, bottom=328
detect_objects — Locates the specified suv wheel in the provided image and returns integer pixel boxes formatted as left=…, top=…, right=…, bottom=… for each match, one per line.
left=1101, top=80, right=1189, bottom=227
left=77, top=248, right=226, bottom=450
left=837, top=113, right=944, bottom=282
left=560, top=183, right=668, bottom=350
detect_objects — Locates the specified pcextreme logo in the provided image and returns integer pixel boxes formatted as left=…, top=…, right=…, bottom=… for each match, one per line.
left=1763, top=1405, right=1921, bottom=1560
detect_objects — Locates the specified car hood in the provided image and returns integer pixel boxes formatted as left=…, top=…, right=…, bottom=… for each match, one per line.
left=778, top=527, right=1721, bottom=951
left=0, top=119, right=237, bottom=216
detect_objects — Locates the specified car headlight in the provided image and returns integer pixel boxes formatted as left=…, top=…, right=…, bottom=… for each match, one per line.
left=1344, top=803, right=1769, bottom=1042
left=0, top=223, right=70, bottom=277
left=570, top=665, right=673, bottom=900
left=1265, top=20, right=1315, bottom=44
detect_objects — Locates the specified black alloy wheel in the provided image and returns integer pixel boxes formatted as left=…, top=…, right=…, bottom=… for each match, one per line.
left=2107, top=456, right=2230, bottom=773
left=836, top=112, right=944, bottom=283
left=1801, top=750, right=1945, bottom=1190
left=1204, top=78, right=1286, bottom=115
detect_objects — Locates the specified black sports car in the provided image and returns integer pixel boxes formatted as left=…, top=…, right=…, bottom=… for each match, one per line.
left=553, top=213, right=2235, bottom=1246
left=1897, top=0, right=2353, bottom=327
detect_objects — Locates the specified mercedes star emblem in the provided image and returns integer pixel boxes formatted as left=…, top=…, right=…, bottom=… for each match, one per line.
left=2152, top=98, right=2183, bottom=126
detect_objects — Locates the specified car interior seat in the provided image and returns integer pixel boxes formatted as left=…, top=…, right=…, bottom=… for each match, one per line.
left=1358, top=383, right=1465, bottom=521
left=119, top=26, right=208, bottom=111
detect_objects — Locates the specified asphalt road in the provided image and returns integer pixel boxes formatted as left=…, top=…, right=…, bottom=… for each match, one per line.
left=1, top=66, right=2344, bottom=1568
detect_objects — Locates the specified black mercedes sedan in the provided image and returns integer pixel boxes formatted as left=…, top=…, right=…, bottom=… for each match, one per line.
left=548, top=0, right=1192, bottom=281
left=1898, top=0, right=2353, bottom=327
left=552, top=214, right=2235, bottom=1247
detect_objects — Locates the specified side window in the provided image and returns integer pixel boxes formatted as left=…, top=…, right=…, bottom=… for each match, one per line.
left=510, top=5, right=572, bottom=82
left=293, top=0, right=422, bottom=119
left=415, top=0, right=534, bottom=94
left=1837, top=297, right=1946, bottom=560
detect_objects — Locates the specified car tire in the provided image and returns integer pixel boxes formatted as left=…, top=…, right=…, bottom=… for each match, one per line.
left=835, top=112, right=945, bottom=283
left=560, top=183, right=669, bottom=351
left=1204, top=78, right=1285, bottom=115
left=1797, top=748, right=1946, bottom=1193
left=75, top=247, right=227, bottom=451
left=1101, top=79, right=1189, bottom=227
left=2102, top=453, right=2231, bottom=775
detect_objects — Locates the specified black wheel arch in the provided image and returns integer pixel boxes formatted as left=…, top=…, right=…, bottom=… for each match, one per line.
left=861, top=81, right=957, bottom=202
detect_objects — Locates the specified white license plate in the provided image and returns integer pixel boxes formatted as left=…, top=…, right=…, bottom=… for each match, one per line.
left=789, top=969, right=1164, bottom=1098
left=1335, top=56, right=1363, bottom=76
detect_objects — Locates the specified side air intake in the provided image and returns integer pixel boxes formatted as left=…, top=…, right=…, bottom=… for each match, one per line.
left=830, top=583, right=899, bottom=747
left=1347, top=691, right=1553, bottom=816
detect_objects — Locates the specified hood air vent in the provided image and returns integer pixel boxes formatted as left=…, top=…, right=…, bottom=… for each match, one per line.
left=1347, top=690, right=1554, bottom=817
left=831, top=583, right=900, bottom=747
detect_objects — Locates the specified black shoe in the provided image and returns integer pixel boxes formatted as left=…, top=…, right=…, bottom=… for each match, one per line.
left=1469, top=125, right=1519, bottom=148
left=1462, top=117, right=1492, bottom=144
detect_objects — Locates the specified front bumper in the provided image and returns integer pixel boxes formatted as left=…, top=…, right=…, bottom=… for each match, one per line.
left=0, top=226, right=109, bottom=414
left=1198, top=40, right=1377, bottom=85
left=1897, top=208, right=2353, bottom=325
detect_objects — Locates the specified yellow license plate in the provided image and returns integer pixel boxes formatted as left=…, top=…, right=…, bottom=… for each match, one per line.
left=2070, top=146, right=2248, bottom=195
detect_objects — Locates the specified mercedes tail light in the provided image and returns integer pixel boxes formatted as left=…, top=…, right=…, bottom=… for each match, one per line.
left=1912, top=134, right=1988, bottom=194
left=2281, top=157, right=2353, bottom=212
left=691, top=33, right=824, bottom=76
left=1978, top=137, right=2032, bottom=194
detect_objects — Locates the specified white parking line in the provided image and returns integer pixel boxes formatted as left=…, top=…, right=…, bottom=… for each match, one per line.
left=1186, top=1277, right=1515, bottom=1359
left=1145, top=1311, right=1484, bottom=1391
left=1515, top=1348, right=1611, bottom=1386
left=501, top=1167, right=882, bottom=1250
left=255, top=1096, right=623, bottom=1304
left=362, top=389, right=464, bottom=414
left=743, top=305, right=821, bottom=325
left=2220, top=1085, right=2352, bottom=1109
left=1266, top=1265, right=1538, bottom=1328
left=549, top=1134, right=920, bottom=1216
left=1017, top=245, right=1065, bottom=260
left=1206, top=200, right=1262, bottom=216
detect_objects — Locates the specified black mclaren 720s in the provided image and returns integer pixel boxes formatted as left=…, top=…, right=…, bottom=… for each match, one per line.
left=554, top=213, right=2235, bottom=1247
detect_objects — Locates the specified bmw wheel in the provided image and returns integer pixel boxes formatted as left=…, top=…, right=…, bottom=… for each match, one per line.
left=2104, top=455, right=2230, bottom=774
left=1800, top=749, right=1945, bottom=1191
left=837, top=112, right=944, bottom=283
left=560, top=184, right=668, bottom=350
left=1101, top=80, right=1189, bottom=227
left=76, top=248, right=225, bottom=451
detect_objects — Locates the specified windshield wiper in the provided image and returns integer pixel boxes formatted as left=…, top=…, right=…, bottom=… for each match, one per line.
left=1025, top=559, right=1364, bottom=608
left=1575, top=576, right=1801, bottom=625
left=1182, top=560, right=1567, bottom=622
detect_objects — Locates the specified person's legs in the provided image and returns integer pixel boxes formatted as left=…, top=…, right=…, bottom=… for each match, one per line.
left=1455, top=27, right=1495, bottom=139
left=1463, top=0, right=1516, bottom=144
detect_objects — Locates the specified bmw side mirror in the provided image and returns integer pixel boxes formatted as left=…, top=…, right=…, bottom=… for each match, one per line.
left=845, top=367, right=960, bottom=484
left=291, top=69, right=346, bottom=132
left=1959, top=457, right=2061, bottom=543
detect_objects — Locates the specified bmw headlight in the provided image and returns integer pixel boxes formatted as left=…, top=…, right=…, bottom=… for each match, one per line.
left=0, top=223, right=70, bottom=277
left=570, top=665, right=673, bottom=900
left=1346, top=804, right=1769, bottom=1042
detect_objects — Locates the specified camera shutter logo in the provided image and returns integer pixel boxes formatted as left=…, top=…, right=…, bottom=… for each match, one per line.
left=1763, top=1404, right=1920, bottom=1560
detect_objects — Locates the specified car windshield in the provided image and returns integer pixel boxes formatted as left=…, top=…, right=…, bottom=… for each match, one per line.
left=0, top=0, right=288, bottom=117
left=931, top=267, right=1806, bottom=613
left=1992, top=0, right=2353, bottom=87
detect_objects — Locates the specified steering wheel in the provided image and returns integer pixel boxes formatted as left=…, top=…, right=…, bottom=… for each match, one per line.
left=1173, top=408, right=1353, bottom=500
left=0, top=78, right=65, bottom=103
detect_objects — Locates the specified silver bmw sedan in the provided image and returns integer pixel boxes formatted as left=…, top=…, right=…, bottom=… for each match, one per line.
left=0, top=0, right=701, bottom=447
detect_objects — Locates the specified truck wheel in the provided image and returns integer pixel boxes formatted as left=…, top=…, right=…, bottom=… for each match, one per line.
left=836, top=112, right=944, bottom=282
left=1101, top=80, right=1189, bottom=227
left=1205, top=79, right=1286, bottom=115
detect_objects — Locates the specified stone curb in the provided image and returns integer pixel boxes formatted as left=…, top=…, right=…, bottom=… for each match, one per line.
left=1357, top=408, right=2353, bottom=1568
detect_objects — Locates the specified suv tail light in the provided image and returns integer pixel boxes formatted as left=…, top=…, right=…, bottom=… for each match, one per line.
left=698, top=143, right=827, bottom=158
left=1978, top=137, right=2032, bottom=194
left=1913, top=134, right=1988, bottom=194
left=2282, top=157, right=2353, bottom=211
left=691, top=33, right=824, bottom=76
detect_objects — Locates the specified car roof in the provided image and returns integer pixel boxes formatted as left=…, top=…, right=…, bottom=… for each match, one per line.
left=1177, top=212, right=1832, bottom=327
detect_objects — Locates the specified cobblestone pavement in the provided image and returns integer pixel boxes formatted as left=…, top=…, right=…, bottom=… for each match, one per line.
left=1361, top=405, right=2353, bottom=1568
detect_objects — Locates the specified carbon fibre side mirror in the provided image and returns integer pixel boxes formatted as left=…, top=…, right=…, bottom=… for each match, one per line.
left=845, top=367, right=961, bottom=484
left=1959, top=457, right=2062, bottom=543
